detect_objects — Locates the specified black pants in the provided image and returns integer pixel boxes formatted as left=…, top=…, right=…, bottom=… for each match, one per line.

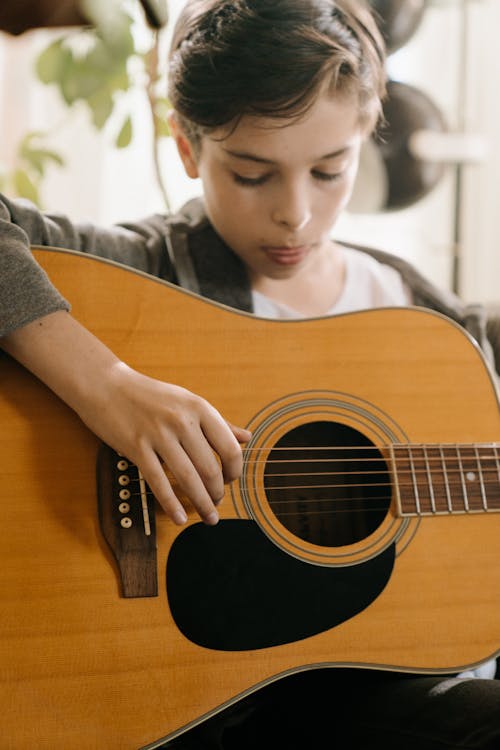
left=164, top=667, right=500, bottom=749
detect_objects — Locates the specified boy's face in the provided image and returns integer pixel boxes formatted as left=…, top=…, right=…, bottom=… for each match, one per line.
left=173, top=92, right=364, bottom=284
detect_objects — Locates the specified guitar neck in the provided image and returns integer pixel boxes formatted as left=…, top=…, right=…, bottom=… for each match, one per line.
left=391, top=443, right=500, bottom=516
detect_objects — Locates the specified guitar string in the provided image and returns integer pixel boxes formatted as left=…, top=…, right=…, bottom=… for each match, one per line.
left=240, top=443, right=500, bottom=452
left=126, top=489, right=394, bottom=513
left=124, top=469, right=500, bottom=486
left=123, top=478, right=500, bottom=514
left=125, top=490, right=392, bottom=515
left=126, top=488, right=498, bottom=516
left=262, top=471, right=500, bottom=481
left=261, top=470, right=500, bottom=484
left=125, top=478, right=500, bottom=494
left=242, top=456, right=500, bottom=466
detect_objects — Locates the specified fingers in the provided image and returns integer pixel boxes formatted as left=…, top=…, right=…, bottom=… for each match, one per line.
left=199, top=411, right=251, bottom=484
left=157, top=417, right=250, bottom=526
left=135, top=412, right=249, bottom=527
left=228, top=422, right=253, bottom=445
left=163, top=410, right=243, bottom=524
left=137, top=451, right=190, bottom=526
left=159, top=439, right=223, bottom=525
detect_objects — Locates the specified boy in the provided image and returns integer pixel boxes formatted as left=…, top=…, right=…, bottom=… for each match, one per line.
left=1, top=1, right=500, bottom=747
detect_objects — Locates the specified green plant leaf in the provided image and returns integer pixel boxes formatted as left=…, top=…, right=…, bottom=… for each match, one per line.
left=116, top=116, right=133, bottom=148
left=85, top=39, right=116, bottom=73
left=36, top=39, right=73, bottom=85
left=87, top=88, right=114, bottom=129
left=27, top=5, right=172, bottom=212
left=13, top=169, right=40, bottom=205
left=38, top=149, right=65, bottom=167
left=110, top=68, right=130, bottom=93
left=23, top=149, right=65, bottom=177
left=18, top=133, right=65, bottom=177
left=61, top=58, right=105, bottom=103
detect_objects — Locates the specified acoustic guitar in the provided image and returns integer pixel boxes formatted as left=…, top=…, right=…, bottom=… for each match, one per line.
left=1, top=247, right=499, bottom=750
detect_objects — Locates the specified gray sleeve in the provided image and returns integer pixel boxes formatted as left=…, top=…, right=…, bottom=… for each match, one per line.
left=0, top=220, right=70, bottom=337
left=0, top=194, right=170, bottom=337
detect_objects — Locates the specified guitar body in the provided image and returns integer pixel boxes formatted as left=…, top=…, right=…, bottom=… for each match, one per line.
left=1, top=248, right=500, bottom=749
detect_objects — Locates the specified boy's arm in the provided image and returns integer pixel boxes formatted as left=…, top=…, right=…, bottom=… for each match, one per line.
left=0, top=224, right=70, bottom=337
left=2, top=310, right=250, bottom=525
left=0, top=194, right=166, bottom=279
left=0, top=196, right=250, bottom=524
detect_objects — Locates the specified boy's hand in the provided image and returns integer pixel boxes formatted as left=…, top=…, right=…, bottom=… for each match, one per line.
left=2, top=311, right=251, bottom=525
left=87, top=366, right=251, bottom=525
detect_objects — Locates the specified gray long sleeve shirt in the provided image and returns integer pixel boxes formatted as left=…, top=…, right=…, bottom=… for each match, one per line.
left=0, top=195, right=171, bottom=337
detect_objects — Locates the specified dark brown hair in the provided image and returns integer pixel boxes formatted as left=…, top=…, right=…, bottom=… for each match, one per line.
left=168, top=0, right=386, bottom=146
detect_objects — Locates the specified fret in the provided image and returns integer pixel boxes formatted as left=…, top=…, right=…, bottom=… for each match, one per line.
left=459, top=445, right=490, bottom=512
left=389, top=443, right=402, bottom=516
left=391, top=445, right=420, bottom=515
left=426, top=445, right=463, bottom=514
left=439, top=445, right=453, bottom=512
left=393, top=442, right=500, bottom=517
left=394, top=445, right=448, bottom=515
left=429, top=446, right=454, bottom=513
left=456, top=445, right=469, bottom=511
left=440, top=445, right=465, bottom=513
left=423, top=445, right=436, bottom=513
left=408, top=445, right=421, bottom=515
left=474, top=445, right=488, bottom=511
left=479, top=443, right=500, bottom=511
left=413, top=445, right=438, bottom=514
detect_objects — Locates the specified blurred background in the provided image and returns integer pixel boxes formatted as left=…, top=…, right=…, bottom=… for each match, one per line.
left=0, top=0, right=498, bottom=307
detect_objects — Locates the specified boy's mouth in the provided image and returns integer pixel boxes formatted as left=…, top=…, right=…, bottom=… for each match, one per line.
left=262, top=245, right=309, bottom=265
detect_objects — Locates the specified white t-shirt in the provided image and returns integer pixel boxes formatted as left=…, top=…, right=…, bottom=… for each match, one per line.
left=252, top=243, right=497, bottom=681
left=252, top=246, right=413, bottom=318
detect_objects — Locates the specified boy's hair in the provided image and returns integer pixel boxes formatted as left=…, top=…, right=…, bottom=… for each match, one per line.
left=168, top=0, right=386, bottom=148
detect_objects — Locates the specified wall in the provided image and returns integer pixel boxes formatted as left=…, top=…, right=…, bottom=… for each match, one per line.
left=458, top=0, right=500, bottom=305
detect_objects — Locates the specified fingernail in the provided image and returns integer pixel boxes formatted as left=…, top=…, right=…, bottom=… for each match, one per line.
left=206, top=511, right=219, bottom=526
left=173, top=510, right=187, bottom=525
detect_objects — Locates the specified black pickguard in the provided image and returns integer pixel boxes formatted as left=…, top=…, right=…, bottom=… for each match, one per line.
left=167, top=520, right=394, bottom=651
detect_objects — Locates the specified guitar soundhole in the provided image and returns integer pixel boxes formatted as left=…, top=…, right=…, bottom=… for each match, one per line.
left=264, top=421, right=390, bottom=547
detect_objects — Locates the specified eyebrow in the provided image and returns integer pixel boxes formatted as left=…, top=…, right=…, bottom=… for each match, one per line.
left=222, top=146, right=351, bottom=165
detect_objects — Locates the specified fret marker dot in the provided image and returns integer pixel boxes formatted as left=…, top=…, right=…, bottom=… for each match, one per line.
left=466, top=471, right=476, bottom=482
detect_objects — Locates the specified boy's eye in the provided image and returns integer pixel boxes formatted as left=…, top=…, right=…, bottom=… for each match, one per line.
left=312, top=170, right=343, bottom=182
left=232, top=172, right=270, bottom=187
left=231, top=169, right=343, bottom=186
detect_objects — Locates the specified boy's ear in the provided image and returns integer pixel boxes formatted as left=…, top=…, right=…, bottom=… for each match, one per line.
left=168, top=111, right=199, bottom=179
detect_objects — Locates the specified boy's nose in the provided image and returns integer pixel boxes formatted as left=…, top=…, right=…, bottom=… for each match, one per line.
left=271, top=190, right=312, bottom=232
left=274, top=214, right=310, bottom=232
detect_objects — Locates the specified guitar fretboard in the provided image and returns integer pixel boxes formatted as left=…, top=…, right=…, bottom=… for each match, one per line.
left=391, top=444, right=500, bottom=516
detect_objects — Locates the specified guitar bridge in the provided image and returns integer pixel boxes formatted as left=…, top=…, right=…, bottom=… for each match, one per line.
left=96, top=443, right=158, bottom=598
